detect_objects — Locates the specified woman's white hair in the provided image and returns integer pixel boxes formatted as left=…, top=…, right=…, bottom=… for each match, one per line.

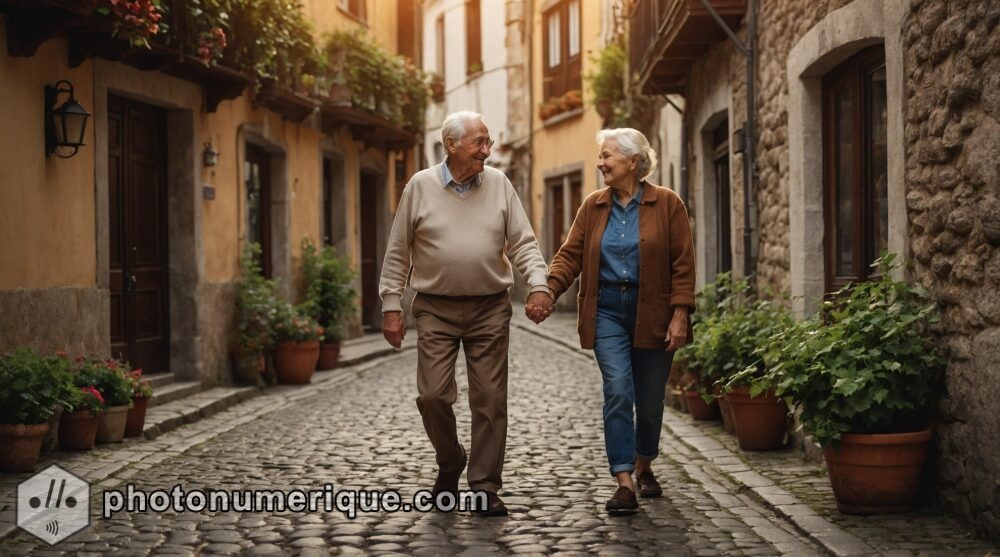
left=596, top=128, right=658, bottom=180
left=441, top=110, right=485, bottom=147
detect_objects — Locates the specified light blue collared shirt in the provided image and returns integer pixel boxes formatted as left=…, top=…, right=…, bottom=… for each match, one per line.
left=440, top=160, right=481, bottom=198
left=599, top=183, right=644, bottom=285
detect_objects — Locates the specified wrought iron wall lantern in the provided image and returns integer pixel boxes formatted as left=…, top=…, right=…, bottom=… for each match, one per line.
left=45, top=80, right=91, bottom=158
left=203, top=143, right=220, bottom=168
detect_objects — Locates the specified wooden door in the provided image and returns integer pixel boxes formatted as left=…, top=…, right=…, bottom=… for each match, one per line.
left=108, top=95, right=169, bottom=372
left=360, top=172, right=379, bottom=327
left=245, top=144, right=273, bottom=277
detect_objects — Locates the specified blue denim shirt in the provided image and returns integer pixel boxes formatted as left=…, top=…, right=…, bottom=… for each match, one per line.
left=599, top=184, right=643, bottom=284
left=440, top=159, right=480, bottom=198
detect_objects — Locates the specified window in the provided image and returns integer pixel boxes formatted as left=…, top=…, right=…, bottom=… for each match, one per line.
left=466, top=0, right=482, bottom=75
left=712, top=120, right=732, bottom=275
left=339, top=0, right=366, bottom=22
left=245, top=144, right=272, bottom=277
left=322, top=157, right=334, bottom=246
left=546, top=171, right=583, bottom=256
left=822, top=46, right=888, bottom=292
left=435, top=15, right=446, bottom=81
left=543, top=0, right=582, bottom=100
left=397, top=0, right=416, bottom=61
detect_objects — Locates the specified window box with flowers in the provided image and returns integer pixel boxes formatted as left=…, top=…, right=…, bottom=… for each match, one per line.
left=271, top=303, right=323, bottom=385
left=539, top=89, right=583, bottom=124
left=0, top=350, right=78, bottom=472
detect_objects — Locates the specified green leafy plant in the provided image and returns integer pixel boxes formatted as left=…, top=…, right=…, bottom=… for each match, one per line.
left=74, top=357, right=136, bottom=408
left=762, top=254, right=946, bottom=447
left=678, top=272, right=751, bottom=394
left=0, top=350, right=78, bottom=425
left=325, top=29, right=429, bottom=131
left=301, top=238, right=357, bottom=343
left=235, top=242, right=280, bottom=355
left=271, top=303, right=324, bottom=343
left=583, top=39, right=658, bottom=130
left=717, top=298, right=795, bottom=396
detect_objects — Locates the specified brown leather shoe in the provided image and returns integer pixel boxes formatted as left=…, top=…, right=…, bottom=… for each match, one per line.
left=636, top=470, right=663, bottom=498
left=472, top=492, right=509, bottom=517
left=431, top=445, right=467, bottom=497
left=605, top=486, right=638, bottom=514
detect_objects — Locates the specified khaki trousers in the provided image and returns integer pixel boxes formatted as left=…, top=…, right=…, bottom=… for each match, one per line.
left=412, top=290, right=512, bottom=493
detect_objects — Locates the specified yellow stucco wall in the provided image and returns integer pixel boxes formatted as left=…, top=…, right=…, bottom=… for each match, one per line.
left=305, top=0, right=398, bottom=52
left=528, top=0, right=605, bottom=232
left=0, top=24, right=96, bottom=290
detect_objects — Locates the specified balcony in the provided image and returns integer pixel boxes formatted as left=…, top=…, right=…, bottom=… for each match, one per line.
left=630, top=0, right=746, bottom=95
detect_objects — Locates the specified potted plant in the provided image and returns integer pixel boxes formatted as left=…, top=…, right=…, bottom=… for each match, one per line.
left=301, top=238, right=357, bottom=370
left=75, top=358, right=135, bottom=443
left=769, top=253, right=945, bottom=514
left=232, top=242, right=278, bottom=386
left=718, top=298, right=796, bottom=450
left=60, top=385, right=106, bottom=451
left=0, top=350, right=77, bottom=471
left=271, top=303, right=323, bottom=384
left=125, top=368, right=153, bottom=437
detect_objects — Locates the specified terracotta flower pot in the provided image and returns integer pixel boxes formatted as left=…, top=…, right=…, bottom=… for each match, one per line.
left=684, top=391, right=719, bottom=421
left=317, top=341, right=342, bottom=370
left=824, top=429, right=933, bottom=514
left=96, top=405, right=130, bottom=443
left=0, top=423, right=50, bottom=472
left=718, top=395, right=737, bottom=434
left=726, top=386, right=789, bottom=451
left=125, top=397, right=149, bottom=437
left=59, top=410, right=100, bottom=450
left=273, top=341, right=320, bottom=384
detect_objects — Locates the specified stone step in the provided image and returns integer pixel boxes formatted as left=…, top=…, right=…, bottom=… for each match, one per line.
left=143, top=372, right=175, bottom=390
left=149, top=380, right=202, bottom=407
left=142, top=385, right=261, bottom=440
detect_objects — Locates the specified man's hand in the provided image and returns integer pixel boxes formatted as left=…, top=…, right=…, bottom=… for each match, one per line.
left=382, top=311, right=406, bottom=349
left=525, top=291, right=554, bottom=324
left=665, top=307, right=690, bottom=352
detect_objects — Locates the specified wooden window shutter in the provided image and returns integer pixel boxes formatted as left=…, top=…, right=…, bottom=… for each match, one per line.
left=466, top=0, right=482, bottom=74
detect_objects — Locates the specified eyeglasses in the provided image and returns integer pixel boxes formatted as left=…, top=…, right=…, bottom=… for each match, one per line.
left=467, top=136, right=495, bottom=149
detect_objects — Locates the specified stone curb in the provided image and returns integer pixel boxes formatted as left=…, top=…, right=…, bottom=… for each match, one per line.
left=512, top=317, right=875, bottom=557
left=0, top=343, right=413, bottom=542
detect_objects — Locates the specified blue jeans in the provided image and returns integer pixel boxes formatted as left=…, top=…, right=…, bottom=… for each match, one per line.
left=594, top=283, right=674, bottom=476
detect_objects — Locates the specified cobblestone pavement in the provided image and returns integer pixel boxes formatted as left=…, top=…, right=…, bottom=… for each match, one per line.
left=514, top=307, right=1000, bottom=557
left=1, top=323, right=829, bottom=556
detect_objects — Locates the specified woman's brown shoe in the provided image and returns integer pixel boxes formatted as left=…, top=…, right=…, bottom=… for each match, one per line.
left=636, top=470, right=662, bottom=498
left=605, top=486, right=639, bottom=514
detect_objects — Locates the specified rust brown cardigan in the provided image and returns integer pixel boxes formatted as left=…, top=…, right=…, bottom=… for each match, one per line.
left=546, top=182, right=696, bottom=350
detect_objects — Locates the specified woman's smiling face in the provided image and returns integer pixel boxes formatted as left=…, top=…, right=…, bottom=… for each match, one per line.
left=597, top=139, right=636, bottom=189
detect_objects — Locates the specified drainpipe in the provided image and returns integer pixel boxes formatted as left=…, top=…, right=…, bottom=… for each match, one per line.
left=698, top=0, right=756, bottom=279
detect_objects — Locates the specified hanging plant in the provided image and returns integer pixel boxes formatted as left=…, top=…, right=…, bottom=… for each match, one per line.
left=96, top=0, right=167, bottom=48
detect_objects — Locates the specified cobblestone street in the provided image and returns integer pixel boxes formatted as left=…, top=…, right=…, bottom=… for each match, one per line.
left=1, top=318, right=997, bottom=556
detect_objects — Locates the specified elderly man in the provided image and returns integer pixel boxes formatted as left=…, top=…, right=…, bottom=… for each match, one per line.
left=379, top=111, right=553, bottom=516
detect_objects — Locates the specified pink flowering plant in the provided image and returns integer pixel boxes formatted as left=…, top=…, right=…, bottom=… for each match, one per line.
left=72, top=386, right=108, bottom=416
left=72, top=357, right=136, bottom=408
left=129, top=368, right=154, bottom=399
left=271, top=303, right=324, bottom=343
left=97, top=0, right=167, bottom=48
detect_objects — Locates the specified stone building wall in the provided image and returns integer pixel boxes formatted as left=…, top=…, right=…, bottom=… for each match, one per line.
left=902, top=0, right=1000, bottom=539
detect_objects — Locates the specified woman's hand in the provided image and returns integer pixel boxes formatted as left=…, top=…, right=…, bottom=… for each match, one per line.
left=665, top=307, right=690, bottom=352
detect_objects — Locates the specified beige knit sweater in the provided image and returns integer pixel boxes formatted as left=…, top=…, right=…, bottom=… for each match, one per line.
left=379, top=163, right=549, bottom=313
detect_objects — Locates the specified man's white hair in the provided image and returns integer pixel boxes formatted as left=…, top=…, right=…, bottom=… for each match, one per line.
left=596, top=128, right=658, bottom=180
left=441, top=110, right=485, bottom=146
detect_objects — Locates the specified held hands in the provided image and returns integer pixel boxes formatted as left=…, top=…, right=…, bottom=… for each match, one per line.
left=665, top=307, right=690, bottom=352
left=382, top=311, right=406, bottom=349
left=525, top=291, right=555, bottom=324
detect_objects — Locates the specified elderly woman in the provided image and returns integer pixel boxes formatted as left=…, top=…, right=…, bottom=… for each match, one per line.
left=546, top=128, right=695, bottom=514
